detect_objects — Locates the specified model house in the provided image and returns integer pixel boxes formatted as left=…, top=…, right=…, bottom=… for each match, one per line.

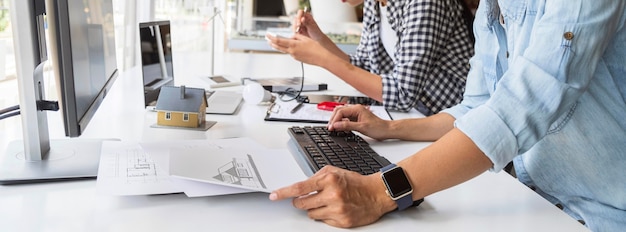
left=155, top=85, right=207, bottom=128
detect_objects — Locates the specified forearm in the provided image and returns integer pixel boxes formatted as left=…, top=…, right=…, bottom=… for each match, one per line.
left=386, top=113, right=455, bottom=141
left=319, top=55, right=384, bottom=102
left=319, top=36, right=350, bottom=61
left=398, top=128, right=492, bottom=204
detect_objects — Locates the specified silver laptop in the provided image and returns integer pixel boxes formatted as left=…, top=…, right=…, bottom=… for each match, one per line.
left=204, top=90, right=243, bottom=114
left=139, top=20, right=242, bottom=115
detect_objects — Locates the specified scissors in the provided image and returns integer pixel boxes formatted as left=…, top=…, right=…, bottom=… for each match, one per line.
left=316, top=101, right=345, bottom=111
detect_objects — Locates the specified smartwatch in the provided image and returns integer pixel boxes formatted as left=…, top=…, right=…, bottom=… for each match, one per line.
left=380, top=164, right=413, bottom=211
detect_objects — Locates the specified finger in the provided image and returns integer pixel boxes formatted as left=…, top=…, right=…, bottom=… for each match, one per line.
left=294, top=10, right=304, bottom=30
left=328, top=105, right=361, bottom=130
left=267, top=42, right=286, bottom=53
left=327, top=107, right=341, bottom=130
left=264, top=32, right=275, bottom=41
left=292, top=190, right=326, bottom=210
left=305, top=207, right=338, bottom=224
left=331, top=119, right=358, bottom=132
left=265, top=34, right=292, bottom=52
left=327, top=106, right=349, bottom=130
left=291, top=167, right=340, bottom=210
left=309, top=211, right=346, bottom=228
left=269, top=175, right=324, bottom=201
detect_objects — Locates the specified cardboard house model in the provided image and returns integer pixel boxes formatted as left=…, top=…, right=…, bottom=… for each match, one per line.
left=155, top=85, right=207, bottom=128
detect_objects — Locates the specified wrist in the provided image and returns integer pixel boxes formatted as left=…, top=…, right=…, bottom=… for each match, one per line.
left=385, top=120, right=401, bottom=139
left=370, top=172, right=398, bottom=214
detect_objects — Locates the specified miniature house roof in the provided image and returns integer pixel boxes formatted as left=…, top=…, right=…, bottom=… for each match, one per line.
left=155, top=85, right=206, bottom=113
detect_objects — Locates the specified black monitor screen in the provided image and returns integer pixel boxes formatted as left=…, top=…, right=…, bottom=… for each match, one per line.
left=49, top=0, right=118, bottom=137
left=254, top=0, right=286, bottom=17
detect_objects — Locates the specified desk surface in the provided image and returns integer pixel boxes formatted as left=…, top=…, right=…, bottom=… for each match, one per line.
left=0, top=52, right=588, bottom=231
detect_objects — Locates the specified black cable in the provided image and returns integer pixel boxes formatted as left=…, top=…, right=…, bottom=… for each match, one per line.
left=0, top=105, right=19, bottom=115
left=0, top=110, right=20, bottom=120
left=279, top=62, right=306, bottom=102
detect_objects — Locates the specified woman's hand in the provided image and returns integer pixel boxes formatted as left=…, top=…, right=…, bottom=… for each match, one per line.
left=269, top=165, right=396, bottom=228
left=327, top=104, right=393, bottom=141
left=265, top=33, right=332, bottom=67
left=293, top=9, right=326, bottom=42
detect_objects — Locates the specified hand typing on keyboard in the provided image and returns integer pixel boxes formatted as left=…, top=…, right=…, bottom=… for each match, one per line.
left=327, top=104, right=395, bottom=141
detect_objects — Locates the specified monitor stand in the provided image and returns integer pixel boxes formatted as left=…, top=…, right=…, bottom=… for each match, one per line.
left=0, top=138, right=119, bottom=184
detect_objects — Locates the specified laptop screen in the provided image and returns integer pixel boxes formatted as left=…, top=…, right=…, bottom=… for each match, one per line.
left=139, top=20, right=174, bottom=107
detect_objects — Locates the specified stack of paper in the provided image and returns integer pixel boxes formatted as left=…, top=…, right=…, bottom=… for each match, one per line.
left=96, top=138, right=307, bottom=197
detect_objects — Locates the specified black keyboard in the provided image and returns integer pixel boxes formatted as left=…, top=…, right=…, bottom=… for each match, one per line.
left=287, top=126, right=391, bottom=175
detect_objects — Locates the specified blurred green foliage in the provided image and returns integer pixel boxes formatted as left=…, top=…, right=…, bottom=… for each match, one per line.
left=299, top=0, right=310, bottom=9
left=0, top=7, right=8, bottom=32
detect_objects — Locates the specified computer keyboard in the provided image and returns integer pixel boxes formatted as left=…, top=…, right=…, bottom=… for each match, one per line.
left=287, top=126, right=391, bottom=175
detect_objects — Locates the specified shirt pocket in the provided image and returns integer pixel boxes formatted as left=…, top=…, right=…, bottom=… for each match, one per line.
left=473, top=13, right=502, bottom=92
left=547, top=102, right=577, bottom=134
left=498, top=0, right=529, bottom=25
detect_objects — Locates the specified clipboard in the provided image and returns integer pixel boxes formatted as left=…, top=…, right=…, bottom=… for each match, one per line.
left=264, top=100, right=392, bottom=123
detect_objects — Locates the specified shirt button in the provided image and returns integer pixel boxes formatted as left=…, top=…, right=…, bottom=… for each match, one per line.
left=529, top=185, right=537, bottom=191
left=578, top=220, right=586, bottom=225
left=555, top=204, right=564, bottom=210
left=564, top=32, right=574, bottom=40
left=506, top=51, right=509, bottom=58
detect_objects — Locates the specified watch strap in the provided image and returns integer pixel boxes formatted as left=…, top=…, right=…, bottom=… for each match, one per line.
left=396, top=191, right=414, bottom=211
left=380, top=164, right=413, bottom=211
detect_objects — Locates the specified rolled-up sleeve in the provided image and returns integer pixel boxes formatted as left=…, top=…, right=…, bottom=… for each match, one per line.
left=445, top=0, right=625, bottom=171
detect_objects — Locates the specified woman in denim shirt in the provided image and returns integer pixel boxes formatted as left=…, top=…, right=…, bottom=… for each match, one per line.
left=269, top=0, right=626, bottom=230
left=267, top=0, right=474, bottom=115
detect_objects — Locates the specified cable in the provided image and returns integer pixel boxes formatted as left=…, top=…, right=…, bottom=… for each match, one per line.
left=0, top=110, right=20, bottom=120
left=279, top=62, right=306, bottom=102
left=0, top=105, right=19, bottom=115
left=0, top=101, right=58, bottom=121
left=0, top=105, right=20, bottom=120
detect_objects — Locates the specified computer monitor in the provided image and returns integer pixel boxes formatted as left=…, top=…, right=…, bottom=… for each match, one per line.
left=0, top=0, right=118, bottom=184
left=253, top=0, right=286, bottom=17
left=139, top=20, right=174, bottom=107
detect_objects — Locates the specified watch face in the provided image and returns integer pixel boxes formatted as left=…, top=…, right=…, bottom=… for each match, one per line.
left=382, top=166, right=413, bottom=199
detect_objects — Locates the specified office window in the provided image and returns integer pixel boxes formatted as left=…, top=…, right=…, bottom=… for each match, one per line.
left=0, top=0, right=21, bottom=151
left=165, top=112, right=171, bottom=120
left=154, top=0, right=218, bottom=52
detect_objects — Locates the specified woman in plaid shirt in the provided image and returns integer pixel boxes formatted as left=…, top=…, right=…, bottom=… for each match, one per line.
left=267, top=0, right=474, bottom=115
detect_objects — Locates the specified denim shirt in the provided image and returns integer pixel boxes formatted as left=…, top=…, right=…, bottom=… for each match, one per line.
left=442, top=0, right=626, bottom=230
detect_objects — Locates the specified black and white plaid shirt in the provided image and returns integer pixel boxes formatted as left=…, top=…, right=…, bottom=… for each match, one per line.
left=350, top=0, right=474, bottom=115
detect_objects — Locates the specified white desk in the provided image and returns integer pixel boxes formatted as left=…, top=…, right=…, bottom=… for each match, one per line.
left=0, top=52, right=588, bottom=231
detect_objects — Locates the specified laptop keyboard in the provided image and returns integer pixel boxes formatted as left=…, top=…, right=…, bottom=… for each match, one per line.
left=287, top=126, right=391, bottom=175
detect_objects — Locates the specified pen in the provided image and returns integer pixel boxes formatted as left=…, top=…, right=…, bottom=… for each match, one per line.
left=295, top=7, right=308, bottom=34
left=290, top=101, right=304, bottom=114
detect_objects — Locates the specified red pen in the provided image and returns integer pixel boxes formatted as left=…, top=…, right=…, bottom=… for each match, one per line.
left=317, top=101, right=345, bottom=111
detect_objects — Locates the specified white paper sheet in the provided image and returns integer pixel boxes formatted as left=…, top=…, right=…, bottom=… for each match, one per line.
left=170, top=178, right=253, bottom=197
left=96, top=138, right=266, bottom=196
left=169, top=147, right=308, bottom=193
left=97, top=141, right=179, bottom=195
